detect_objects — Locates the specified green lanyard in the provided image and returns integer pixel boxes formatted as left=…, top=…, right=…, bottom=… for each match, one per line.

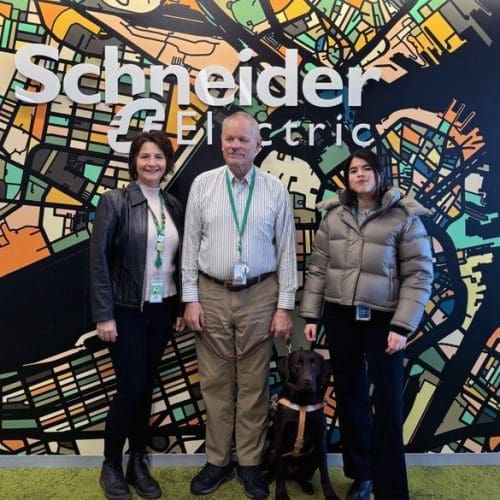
left=225, top=167, right=256, bottom=257
left=146, top=192, right=166, bottom=269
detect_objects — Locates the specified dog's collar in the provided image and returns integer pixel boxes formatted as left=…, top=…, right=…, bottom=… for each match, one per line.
left=278, top=398, right=325, bottom=458
left=277, top=397, right=325, bottom=413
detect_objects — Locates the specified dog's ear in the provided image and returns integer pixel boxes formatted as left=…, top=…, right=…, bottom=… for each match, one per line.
left=277, top=355, right=289, bottom=382
left=319, top=355, right=331, bottom=395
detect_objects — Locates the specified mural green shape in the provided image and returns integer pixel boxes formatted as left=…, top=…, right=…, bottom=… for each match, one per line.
left=0, top=0, right=498, bottom=456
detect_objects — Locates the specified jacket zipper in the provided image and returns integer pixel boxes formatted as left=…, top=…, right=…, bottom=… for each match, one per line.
left=389, top=267, right=395, bottom=302
left=345, top=209, right=363, bottom=303
left=139, top=197, right=147, bottom=313
left=351, top=233, right=364, bottom=303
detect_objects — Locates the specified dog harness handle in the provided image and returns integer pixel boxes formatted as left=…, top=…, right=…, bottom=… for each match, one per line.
left=283, top=406, right=307, bottom=458
left=278, top=398, right=326, bottom=458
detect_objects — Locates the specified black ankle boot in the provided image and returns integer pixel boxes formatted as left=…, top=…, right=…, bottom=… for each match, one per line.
left=346, top=479, right=373, bottom=500
left=100, top=460, right=132, bottom=500
left=126, top=452, right=161, bottom=499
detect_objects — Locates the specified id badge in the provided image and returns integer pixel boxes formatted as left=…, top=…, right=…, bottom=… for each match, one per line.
left=232, top=260, right=249, bottom=286
left=149, top=280, right=164, bottom=303
left=355, top=305, right=371, bottom=321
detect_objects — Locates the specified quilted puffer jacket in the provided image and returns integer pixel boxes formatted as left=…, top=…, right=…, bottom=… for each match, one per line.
left=300, top=187, right=433, bottom=333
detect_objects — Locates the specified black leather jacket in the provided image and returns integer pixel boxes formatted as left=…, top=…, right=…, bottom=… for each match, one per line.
left=89, top=182, right=183, bottom=322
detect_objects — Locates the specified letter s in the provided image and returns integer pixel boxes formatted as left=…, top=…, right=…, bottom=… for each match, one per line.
left=15, top=44, right=61, bottom=104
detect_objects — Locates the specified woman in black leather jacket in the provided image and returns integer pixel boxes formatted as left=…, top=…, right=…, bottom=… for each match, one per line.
left=90, top=131, right=184, bottom=500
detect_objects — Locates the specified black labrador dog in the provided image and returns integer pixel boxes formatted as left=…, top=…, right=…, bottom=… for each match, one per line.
left=267, top=350, right=339, bottom=500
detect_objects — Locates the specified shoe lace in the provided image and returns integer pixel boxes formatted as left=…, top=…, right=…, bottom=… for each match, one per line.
left=132, top=453, right=152, bottom=478
left=238, top=465, right=264, bottom=485
left=107, top=462, right=124, bottom=482
left=201, top=462, right=232, bottom=480
left=204, top=463, right=221, bottom=478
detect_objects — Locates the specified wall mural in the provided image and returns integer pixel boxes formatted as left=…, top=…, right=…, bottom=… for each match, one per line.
left=0, top=0, right=498, bottom=456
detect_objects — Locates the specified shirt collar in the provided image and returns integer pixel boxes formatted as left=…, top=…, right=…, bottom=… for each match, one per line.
left=226, top=165, right=255, bottom=185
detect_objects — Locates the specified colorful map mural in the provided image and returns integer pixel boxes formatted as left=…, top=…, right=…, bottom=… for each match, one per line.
left=0, top=0, right=498, bottom=456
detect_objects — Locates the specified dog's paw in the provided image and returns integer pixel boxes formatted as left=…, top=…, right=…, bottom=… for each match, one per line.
left=325, top=492, right=341, bottom=500
left=297, top=479, right=314, bottom=495
left=263, top=471, right=273, bottom=484
left=275, top=486, right=291, bottom=500
left=275, top=493, right=291, bottom=500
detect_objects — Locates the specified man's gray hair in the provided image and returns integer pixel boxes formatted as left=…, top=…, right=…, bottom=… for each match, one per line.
left=221, top=111, right=261, bottom=138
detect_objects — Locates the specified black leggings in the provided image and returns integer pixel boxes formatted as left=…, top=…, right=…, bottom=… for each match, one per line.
left=104, top=297, right=175, bottom=461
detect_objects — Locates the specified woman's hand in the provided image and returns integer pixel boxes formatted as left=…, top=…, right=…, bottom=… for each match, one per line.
left=96, top=319, right=118, bottom=342
left=386, top=331, right=407, bottom=354
left=304, top=323, right=317, bottom=342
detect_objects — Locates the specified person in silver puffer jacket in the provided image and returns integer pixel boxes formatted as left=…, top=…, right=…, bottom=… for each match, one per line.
left=300, top=148, right=433, bottom=500
left=300, top=183, right=433, bottom=333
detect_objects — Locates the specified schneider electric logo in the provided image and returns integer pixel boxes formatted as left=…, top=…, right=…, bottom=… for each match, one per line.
left=15, top=44, right=380, bottom=154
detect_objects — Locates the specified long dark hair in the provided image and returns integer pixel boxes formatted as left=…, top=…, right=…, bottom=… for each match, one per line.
left=128, top=130, right=175, bottom=182
left=342, top=148, right=389, bottom=206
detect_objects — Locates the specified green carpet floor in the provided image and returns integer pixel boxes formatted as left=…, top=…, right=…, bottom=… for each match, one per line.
left=0, top=466, right=499, bottom=499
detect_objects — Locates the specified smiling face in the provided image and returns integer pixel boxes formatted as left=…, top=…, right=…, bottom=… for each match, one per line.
left=221, top=115, right=261, bottom=178
left=347, top=156, right=377, bottom=198
left=135, top=141, right=167, bottom=188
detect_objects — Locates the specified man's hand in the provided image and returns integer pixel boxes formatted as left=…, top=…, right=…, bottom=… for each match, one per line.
left=96, top=319, right=118, bottom=342
left=184, top=302, right=206, bottom=332
left=175, top=317, right=186, bottom=331
left=385, top=331, right=407, bottom=355
left=270, top=308, right=293, bottom=341
left=304, top=323, right=317, bottom=342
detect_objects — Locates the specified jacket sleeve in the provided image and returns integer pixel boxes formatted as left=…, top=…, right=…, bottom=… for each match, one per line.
left=167, top=193, right=184, bottom=317
left=391, top=216, right=434, bottom=333
left=89, top=191, right=119, bottom=323
left=299, top=214, right=331, bottom=320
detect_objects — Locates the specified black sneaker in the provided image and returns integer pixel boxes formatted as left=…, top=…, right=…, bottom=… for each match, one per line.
left=99, top=460, right=132, bottom=500
left=190, top=462, right=235, bottom=495
left=236, top=464, right=269, bottom=499
left=125, top=452, right=161, bottom=499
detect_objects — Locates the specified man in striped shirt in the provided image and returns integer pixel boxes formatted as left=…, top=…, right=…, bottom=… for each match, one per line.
left=182, top=111, right=297, bottom=498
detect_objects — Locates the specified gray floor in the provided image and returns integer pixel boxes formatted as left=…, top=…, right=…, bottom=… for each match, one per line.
left=0, top=453, right=499, bottom=468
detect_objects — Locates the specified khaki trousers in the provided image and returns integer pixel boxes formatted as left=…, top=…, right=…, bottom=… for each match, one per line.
left=196, top=273, right=278, bottom=466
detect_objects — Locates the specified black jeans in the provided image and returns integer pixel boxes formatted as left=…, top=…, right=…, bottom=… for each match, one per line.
left=103, top=297, right=175, bottom=461
left=323, top=302, right=409, bottom=500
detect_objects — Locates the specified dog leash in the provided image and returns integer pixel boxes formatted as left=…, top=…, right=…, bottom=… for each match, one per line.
left=277, top=397, right=326, bottom=458
left=196, top=327, right=274, bottom=361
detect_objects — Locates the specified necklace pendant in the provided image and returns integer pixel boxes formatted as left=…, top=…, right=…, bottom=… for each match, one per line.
left=156, top=242, right=164, bottom=252
left=154, top=255, right=162, bottom=269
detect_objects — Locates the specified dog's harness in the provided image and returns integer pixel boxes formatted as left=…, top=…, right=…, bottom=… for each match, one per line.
left=277, top=397, right=326, bottom=458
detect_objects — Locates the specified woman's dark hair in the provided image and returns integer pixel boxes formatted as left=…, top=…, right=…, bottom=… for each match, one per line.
left=128, top=130, right=175, bottom=181
left=342, top=148, right=389, bottom=206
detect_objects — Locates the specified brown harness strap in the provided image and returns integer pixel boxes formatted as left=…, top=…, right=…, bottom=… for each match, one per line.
left=278, top=397, right=325, bottom=458
left=197, top=327, right=274, bottom=361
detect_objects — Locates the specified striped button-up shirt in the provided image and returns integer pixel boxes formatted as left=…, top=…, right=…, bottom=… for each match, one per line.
left=182, top=165, right=297, bottom=309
